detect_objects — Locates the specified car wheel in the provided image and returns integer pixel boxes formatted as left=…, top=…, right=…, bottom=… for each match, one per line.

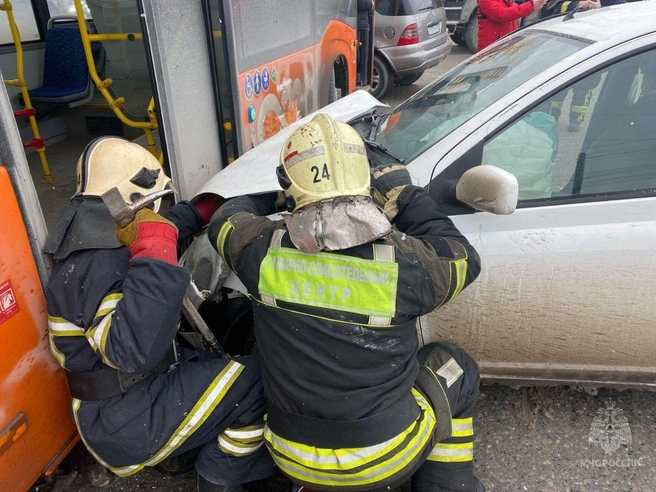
left=451, top=31, right=466, bottom=47
left=394, top=72, right=424, bottom=86
left=465, top=15, right=478, bottom=53
left=371, top=55, right=393, bottom=99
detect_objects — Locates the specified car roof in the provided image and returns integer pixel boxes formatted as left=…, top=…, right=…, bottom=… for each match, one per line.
left=524, top=2, right=656, bottom=44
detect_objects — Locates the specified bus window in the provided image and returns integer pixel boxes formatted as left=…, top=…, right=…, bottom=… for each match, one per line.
left=208, top=0, right=362, bottom=153
left=1, top=0, right=160, bottom=228
left=46, top=0, right=92, bottom=19
left=0, top=1, right=40, bottom=44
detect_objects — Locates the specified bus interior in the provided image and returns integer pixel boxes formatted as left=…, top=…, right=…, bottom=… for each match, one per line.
left=1, top=0, right=244, bottom=227
left=3, top=0, right=372, bottom=226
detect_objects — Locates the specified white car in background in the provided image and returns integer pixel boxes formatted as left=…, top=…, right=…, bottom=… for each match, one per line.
left=198, top=3, right=656, bottom=388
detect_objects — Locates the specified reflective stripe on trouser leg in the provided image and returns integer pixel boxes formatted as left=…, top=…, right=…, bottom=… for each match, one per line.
left=196, top=390, right=274, bottom=486
left=411, top=419, right=475, bottom=492
left=263, top=389, right=436, bottom=489
left=72, top=361, right=245, bottom=477
left=570, top=88, right=593, bottom=124
left=218, top=424, right=265, bottom=456
left=428, top=419, right=474, bottom=462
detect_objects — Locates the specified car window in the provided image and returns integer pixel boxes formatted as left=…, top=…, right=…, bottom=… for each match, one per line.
left=483, top=48, right=656, bottom=202
left=376, top=0, right=442, bottom=16
left=374, top=31, right=587, bottom=162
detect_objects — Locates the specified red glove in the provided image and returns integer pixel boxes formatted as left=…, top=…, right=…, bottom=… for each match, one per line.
left=192, top=194, right=222, bottom=226
left=115, top=209, right=179, bottom=264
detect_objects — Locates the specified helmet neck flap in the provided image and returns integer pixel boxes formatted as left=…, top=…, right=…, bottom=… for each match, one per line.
left=282, top=195, right=391, bottom=253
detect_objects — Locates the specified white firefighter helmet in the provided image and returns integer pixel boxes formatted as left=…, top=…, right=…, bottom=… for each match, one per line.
left=74, top=137, right=171, bottom=212
left=277, top=114, right=370, bottom=211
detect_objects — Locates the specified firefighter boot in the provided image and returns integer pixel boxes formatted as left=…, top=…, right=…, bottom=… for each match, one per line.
left=197, top=474, right=246, bottom=492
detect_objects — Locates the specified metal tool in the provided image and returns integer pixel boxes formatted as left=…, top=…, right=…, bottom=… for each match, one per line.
left=181, top=297, right=228, bottom=357
left=101, top=184, right=229, bottom=358
left=101, top=185, right=176, bottom=228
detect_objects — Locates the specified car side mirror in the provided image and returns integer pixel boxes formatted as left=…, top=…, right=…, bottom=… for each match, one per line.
left=455, top=165, right=518, bottom=215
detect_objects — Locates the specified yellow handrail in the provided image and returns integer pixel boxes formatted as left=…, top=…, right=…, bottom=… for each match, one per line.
left=1, top=0, right=54, bottom=182
left=73, top=0, right=158, bottom=156
left=88, top=33, right=142, bottom=42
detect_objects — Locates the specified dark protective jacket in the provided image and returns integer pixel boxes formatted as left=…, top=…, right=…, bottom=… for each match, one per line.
left=208, top=187, right=481, bottom=489
left=45, top=202, right=273, bottom=483
left=46, top=202, right=200, bottom=375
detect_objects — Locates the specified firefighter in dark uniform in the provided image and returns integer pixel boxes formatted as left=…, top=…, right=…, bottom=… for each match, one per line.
left=208, top=114, right=485, bottom=491
left=44, top=138, right=273, bottom=492
left=542, top=0, right=624, bottom=131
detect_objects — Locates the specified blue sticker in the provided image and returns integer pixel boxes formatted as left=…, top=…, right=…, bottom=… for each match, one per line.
left=244, top=73, right=254, bottom=100
left=262, top=67, right=270, bottom=92
left=253, top=70, right=262, bottom=96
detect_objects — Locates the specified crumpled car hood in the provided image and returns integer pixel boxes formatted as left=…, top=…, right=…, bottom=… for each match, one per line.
left=194, top=90, right=387, bottom=199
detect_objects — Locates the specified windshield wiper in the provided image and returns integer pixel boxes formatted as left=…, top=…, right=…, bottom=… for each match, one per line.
left=363, top=140, right=406, bottom=165
left=363, top=111, right=406, bottom=164
left=367, top=111, right=386, bottom=140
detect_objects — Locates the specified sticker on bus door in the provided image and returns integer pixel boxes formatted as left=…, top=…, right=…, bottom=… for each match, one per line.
left=0, top=280, right=20, bottom=324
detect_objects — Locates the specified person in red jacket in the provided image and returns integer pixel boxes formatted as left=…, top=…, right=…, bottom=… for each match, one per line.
left=477, top=0, right=546, bottom=51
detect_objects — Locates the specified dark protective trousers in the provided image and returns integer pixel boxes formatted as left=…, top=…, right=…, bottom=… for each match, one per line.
left=411, top=342, right=481, bottom=492
left=74, top=351, right=274, bottom=486
left=297, top=342, right=481, bottom=492
left=549, top=73, right=603, bottom=126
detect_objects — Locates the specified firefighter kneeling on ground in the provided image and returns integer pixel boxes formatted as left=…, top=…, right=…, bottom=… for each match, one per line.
left=208, top=114, right=485, bottom=492
left=44, top=138, right=273, bottom=492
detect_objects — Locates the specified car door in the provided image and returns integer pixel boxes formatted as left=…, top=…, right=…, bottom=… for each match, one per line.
left=420, top=43, right=656, bottom=387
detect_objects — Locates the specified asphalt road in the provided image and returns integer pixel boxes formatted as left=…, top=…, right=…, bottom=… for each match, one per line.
left=380, top=43, right=471, bottom=109
left=30, top=44, right=656, bottom=492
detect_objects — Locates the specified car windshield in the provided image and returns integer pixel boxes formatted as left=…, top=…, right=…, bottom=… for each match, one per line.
left=374, top=31, right=589, bottom=162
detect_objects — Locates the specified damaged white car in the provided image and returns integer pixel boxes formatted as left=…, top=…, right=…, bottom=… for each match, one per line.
left=190, top=3, right=656, bottom=389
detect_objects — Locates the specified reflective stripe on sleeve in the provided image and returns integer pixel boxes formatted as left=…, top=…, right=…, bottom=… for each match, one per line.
left=72, top=361, right=245, bottom=477
left=216, top=220, right=235, bottom=260
left=47, top=315, right=85, bottom=369
left=86, top=313, right=120, bottom=370
left=263, top=389, right=435, bottom=487
left=85, top=293, right=125, bottom=369
left=95, top=293, right=123, bottom=318
left=48, top=316, right=85, bottom=337
left=451, top=417, right=474, bottom=437
left=427, top=442, right=474, bottom=463
left=450, top=258, right=467, bottom=300
left=48, top=333, right=67, bottom=368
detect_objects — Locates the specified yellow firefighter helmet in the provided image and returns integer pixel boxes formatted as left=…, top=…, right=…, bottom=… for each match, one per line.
left=277, top=114, right=370, bottom=211
left=74, top=137, right=171, bottom=212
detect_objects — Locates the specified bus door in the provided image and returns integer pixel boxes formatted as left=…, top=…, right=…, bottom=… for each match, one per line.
left=0, top=77, right=77, bottom=492
left=204, top=0, right=362, bottom=154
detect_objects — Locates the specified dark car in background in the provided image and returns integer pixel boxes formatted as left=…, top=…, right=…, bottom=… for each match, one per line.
left=372, top=0, right=452, bottom=98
